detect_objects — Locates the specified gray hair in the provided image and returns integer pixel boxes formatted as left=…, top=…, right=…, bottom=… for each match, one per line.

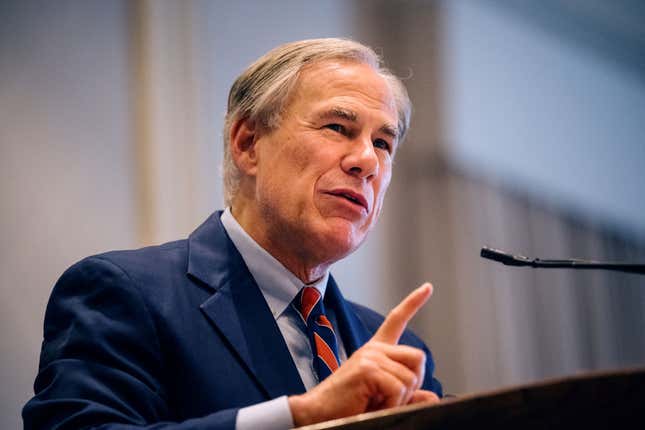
left=223, top=38, right=411, bottom=206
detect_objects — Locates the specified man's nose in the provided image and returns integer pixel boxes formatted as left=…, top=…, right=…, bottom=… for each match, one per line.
left=341, top=136, right=379, bottom=179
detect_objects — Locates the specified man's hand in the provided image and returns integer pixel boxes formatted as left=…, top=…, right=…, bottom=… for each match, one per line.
left=288, top=283, right=440, bottom=426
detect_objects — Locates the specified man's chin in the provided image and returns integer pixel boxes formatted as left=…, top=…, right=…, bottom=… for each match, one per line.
left=316, top=220, right=366, bottom=259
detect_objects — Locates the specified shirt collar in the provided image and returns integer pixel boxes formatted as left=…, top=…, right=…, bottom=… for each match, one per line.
left=220, top=208, right=329, bottom=319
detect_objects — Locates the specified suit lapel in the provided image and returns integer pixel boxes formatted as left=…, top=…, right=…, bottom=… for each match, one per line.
left=188, top=212, right=306, bottom=399
left=324, top=276, right=373, bottom=357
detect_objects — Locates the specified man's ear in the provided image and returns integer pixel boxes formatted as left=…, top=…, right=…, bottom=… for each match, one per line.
left=229, top=117, right=260, bottom=176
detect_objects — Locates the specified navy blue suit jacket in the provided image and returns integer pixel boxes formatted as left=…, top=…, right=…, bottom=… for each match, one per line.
left=23, top=212, right=441, bottom=429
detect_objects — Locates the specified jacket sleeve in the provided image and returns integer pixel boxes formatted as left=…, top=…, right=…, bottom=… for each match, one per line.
left=22, top=256, right=238, bottom=430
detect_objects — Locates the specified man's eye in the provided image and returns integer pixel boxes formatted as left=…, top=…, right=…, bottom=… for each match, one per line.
left=325, top=124, right=345, bottom=134
left=373, top=139, right=391, bottom=153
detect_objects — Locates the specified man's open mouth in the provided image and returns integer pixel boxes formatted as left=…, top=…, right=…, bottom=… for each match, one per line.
left=326, top=190, right=368, bottom=211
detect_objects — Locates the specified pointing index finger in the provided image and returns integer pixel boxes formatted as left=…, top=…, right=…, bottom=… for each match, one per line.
left=373, top=283, right=433, bottom=344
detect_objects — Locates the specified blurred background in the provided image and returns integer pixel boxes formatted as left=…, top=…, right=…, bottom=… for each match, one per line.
left=2, top=0, right=645, bottom=428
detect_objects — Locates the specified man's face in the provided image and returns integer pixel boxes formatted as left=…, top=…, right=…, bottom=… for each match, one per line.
left=250, top=60, right=399, bottom=266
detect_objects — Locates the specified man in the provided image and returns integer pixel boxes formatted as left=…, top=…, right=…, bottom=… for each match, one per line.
left=23, top=38, right=441, bottom=429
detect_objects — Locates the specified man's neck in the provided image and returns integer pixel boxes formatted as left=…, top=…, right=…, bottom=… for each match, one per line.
left=230, top=204, right=330, bottom=284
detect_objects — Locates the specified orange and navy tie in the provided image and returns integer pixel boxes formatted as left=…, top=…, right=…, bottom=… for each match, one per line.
left=293, top=286, right=341, bottom=381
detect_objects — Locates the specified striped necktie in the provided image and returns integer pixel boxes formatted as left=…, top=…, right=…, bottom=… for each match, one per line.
left=293, top=286, right=341, bottom=381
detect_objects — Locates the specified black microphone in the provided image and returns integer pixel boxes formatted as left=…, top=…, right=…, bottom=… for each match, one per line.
left=480, top=246, right=645, bottom=275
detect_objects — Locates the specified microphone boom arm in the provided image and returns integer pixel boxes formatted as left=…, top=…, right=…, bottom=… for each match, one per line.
left=481, top=247, right=645, bottom=275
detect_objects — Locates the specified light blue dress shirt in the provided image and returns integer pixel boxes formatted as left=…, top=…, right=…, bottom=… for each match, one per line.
left=220, top=208, right=347, bottom=430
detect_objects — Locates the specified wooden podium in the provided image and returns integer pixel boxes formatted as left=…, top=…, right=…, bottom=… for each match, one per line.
left=297, top=367, right=645, bottom=429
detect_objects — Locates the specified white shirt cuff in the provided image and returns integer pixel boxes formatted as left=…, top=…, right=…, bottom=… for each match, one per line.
left=236, top=395, right=294, bottom=430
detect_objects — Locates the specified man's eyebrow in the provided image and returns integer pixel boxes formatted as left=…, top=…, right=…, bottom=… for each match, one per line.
left=317, top=107, right=358, bottom=122
left=380, top=124, right=399, bottom=140
left=317, top=107, right=400, bottom=139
